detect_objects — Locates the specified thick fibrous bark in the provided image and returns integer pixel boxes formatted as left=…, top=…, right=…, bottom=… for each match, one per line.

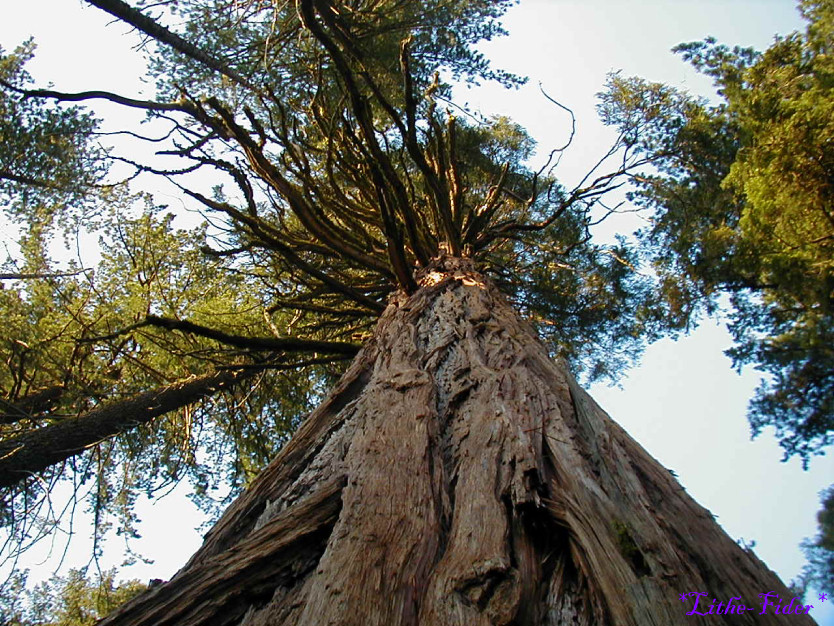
left=100, top=259, right=810, bottom=625
left=0, top=369, right=251, bottom=489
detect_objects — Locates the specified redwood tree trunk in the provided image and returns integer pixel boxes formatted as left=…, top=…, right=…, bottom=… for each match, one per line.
left=99, top=258, right=812, bottom=626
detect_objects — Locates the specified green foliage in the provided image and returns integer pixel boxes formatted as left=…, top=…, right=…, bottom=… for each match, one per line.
left=1, top=191, right=337, bottom=566
left=501, top=224, right=667, bottom=383
left=146, top=0, right=524, bottom=101
left=599, top=0, right=834, bottom=461
left=794, top=484, right=834, bottom=596
left=0, top=568, right=146, bottom=626
left=0, top=41, right=104, bottom=227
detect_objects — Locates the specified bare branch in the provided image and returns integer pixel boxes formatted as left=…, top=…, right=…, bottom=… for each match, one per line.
left=0, top=269, right=93, bottom=281
left=1, top=79, right=189, bottom=114
left=83, top=0, right=257, bottom=91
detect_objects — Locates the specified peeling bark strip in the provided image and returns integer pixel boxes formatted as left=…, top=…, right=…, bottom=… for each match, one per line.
left=0, top=369, right=251, bottom=489
left=100, top=260, right=812, bottom=625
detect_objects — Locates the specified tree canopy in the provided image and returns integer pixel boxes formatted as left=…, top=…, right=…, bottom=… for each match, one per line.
left=796, top=485, right=834, bottom=597
left=0, top=40, right=104, bottom=232
left=2, top=567, right=146, bottom=626
left=599, top=0, right=833, bottom=462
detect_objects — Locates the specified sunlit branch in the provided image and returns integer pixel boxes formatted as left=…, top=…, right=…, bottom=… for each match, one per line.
left=298, top=0, right=419, bottom=288
left=311, top=5, right=433, bottom=267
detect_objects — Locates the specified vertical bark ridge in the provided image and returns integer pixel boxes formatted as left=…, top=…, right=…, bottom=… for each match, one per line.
left=99, top=258, right=813, bottom=626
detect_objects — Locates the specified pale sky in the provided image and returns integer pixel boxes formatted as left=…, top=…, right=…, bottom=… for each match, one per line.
left=2, top=1, right=832, bottom=623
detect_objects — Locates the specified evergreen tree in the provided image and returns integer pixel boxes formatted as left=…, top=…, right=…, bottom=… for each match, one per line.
left=797, top=485, right=834, bottom=595
left=0, top=0, right=821, bottom=623
left=1, top=0, right=664, bottom=558
left=598, top=0, right=833, bottom=462
left=0, top=568, right=146, bottom=626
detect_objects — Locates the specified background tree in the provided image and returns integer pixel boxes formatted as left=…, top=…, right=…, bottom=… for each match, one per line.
left=0, top=40, right=104, bottom=228
left=0, top=568, right=146, bottom=626
left=795, top=485, right=834, bottom=596
left=598, top=0, right=833, bottom=463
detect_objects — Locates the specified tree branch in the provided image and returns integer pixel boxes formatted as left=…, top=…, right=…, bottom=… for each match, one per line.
left=180, top=189, right=386, bottom=313
left=142, top=315, right=361, bottom=355
left=0, top=269, right=92, bottom=281
left=80, top=314, right=363, bottom=355
left=83, top=0, right=256, bottom=91
left=298, top=0, right=417, bottom=290
left=0, top=368, right=252, bottom=489
left=1, top=79, right=189, bottom=114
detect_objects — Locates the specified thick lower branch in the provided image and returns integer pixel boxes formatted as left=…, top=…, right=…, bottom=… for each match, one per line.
left=0, top=369, right=252, bottom=489
left=142, top=315, right=361, bottom=355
